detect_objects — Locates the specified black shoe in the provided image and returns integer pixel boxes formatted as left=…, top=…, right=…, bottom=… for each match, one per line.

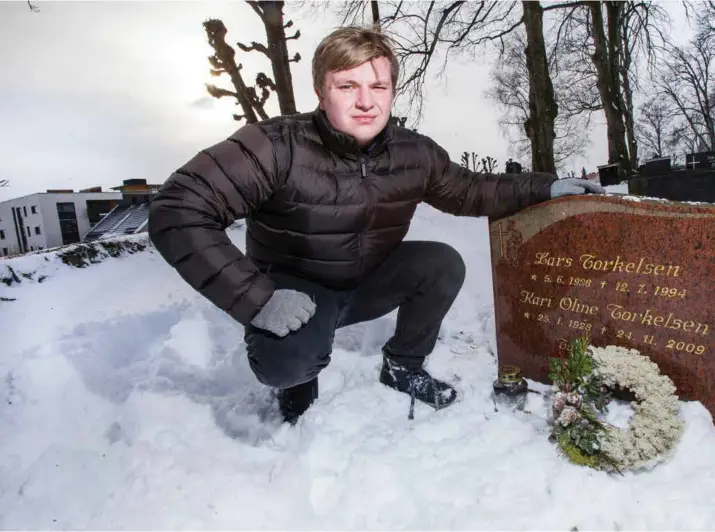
left=277, top=378, right=318, bottom=425
left=379, top=356, right=458, bottom=411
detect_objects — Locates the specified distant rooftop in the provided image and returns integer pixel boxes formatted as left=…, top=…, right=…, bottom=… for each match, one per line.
left=0, top=179, right=162, bottom=205
left=110, top=179, right=162, bottom=193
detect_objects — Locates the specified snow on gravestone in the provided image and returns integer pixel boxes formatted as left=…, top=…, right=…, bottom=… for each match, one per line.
left=488, top=194, right=715, bottom=421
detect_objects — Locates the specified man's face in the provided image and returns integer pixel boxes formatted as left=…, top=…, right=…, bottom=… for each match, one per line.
left=316, top=56, right=394, bottom=147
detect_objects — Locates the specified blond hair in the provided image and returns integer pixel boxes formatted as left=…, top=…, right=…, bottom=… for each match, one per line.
left=312, top=26, right=399, bottom=92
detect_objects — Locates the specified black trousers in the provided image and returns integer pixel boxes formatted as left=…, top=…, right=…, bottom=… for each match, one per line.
left=244, top=240, right=466, bottom=389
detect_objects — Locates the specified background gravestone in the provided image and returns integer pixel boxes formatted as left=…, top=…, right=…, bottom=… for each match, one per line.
left=488, top=195, right=715, bottom=420
left=627, top=169, right=715, bottom=203
left=686, top=151, right=715, bottom=169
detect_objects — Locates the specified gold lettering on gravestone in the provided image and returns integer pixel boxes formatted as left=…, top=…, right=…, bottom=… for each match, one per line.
left=521, top=250, right=709, bottom=356
left=520, top=290, right=552, bottom=308
left=606, top=304, right=709, bottom=336
left=532, top=251, right=682, bottom=278
left=558, top=297, right=599, bottom=315
left=579, top=254, right=681, bottom=277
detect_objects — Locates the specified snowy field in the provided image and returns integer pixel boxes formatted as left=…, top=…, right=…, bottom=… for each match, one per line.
left=1, top=202, right=714, bottom=530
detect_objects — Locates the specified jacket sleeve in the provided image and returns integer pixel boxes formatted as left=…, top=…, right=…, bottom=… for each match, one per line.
left=423, top=140, right=557, bottom=219
left=147, top=124, right=283, bottom=326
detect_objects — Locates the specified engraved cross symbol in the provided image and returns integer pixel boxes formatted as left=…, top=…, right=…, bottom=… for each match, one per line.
left=493, top=220, right=522, bottom=266
left=495, top=222, right=507, bottom=259
left=687, top=154, right=701, bottom=169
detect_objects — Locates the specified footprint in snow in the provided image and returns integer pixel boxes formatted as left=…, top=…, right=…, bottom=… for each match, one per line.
left=58, top=301, right=283, bottom=446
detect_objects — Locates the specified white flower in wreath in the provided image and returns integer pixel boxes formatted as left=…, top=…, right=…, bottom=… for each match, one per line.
left=565, top=391, right=582, bottom=408
left=590, top=345, right=684, bottom=472
left=558, top=405, right=581, bottom=427
left=553, top=391, right=567, bottom=412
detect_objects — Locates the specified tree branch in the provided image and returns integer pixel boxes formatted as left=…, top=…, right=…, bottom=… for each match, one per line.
left=236, top=41, right=269, bottom=56
left=543, top=1, right=587, bottom=12
left=246, top=1, right=266, bottom=22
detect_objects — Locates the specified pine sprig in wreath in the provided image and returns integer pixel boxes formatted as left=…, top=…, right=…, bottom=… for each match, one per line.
left=549, top=336, right=615, bottom=469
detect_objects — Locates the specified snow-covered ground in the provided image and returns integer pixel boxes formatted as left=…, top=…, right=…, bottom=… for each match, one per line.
left=1, top=204, right=714, bottom=530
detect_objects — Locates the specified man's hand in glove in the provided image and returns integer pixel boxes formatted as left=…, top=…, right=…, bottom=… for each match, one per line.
left=550, top=178, right=606, bottom=198
left=250, top=289, right=316, bottom=337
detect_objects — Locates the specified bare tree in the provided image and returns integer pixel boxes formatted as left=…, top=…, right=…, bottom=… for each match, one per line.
left=547, top=5, right=602, bottom=119
left=635, top=96, right=678, bottom=159
left=371, top=1, right=381, bottom=29
left=550, top=1, right=667, bottom=174
left=204, top=2, right=301, bottom=123
left=339, top=1, right=665, bottom=174
left=588, top=2, right=633, bottom=174
left=339, top=1, right=523, bottom=121
left=204, top=19, right=268, bottom=123
left=28, top=1, right=39, bottom=12
left=460, top=152, right=498, bottom=173
left=522, top=1, right=557, bottom=173
left=238, top=2, right=301, bottom=116
left=487, top=26, right=592, bottom=170
left=341, top=0, right=382, bottom=28
left=685, top=0, right=715, bottom=38
left=619, top=2, right=669, bottom=169
left=655, top=23, right=715, bottom=153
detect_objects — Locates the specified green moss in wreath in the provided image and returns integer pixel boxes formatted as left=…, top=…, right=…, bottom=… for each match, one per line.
left=557, top=432, right=603, bottom=469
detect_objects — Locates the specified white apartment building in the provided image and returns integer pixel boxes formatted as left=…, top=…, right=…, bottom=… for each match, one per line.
left=0, top=188, right=122, bottom=257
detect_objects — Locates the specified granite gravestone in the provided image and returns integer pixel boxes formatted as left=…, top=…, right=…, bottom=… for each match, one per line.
left=686, top=151, right=715, bottom=170
left=597, top=163, right=622, bottom=186
left=488, top=195, right=715, bottom=420
left=640, top=156, right=672, bottom=176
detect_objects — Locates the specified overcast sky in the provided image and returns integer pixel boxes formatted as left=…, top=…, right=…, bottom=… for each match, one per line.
left=0, top=1, right=694, bottom=202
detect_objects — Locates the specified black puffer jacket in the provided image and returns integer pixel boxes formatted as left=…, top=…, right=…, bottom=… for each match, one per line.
left=148, top=109, right=556, bottom=325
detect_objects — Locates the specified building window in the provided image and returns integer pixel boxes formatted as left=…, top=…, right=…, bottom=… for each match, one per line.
left=32, top=206, right=37, bottom=214
left=0, top=230, right=4, bottom=240
left=2, top=248, right=7, bottom=256
left=23, top=206, right=27, bottom=217
left=27, top=226, right=31, bottom=237
left=56, top=202, right=76, bottom=215
left=35, top=226, right=41, bottom=235
left=56, top=202, right=80, bottom=245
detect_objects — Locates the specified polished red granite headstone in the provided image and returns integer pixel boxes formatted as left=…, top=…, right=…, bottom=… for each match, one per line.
left=488, top=195, right=715, bottom=420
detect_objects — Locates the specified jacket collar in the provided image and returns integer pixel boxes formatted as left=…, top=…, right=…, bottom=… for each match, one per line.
left=312, top=107, right=392, bottom=158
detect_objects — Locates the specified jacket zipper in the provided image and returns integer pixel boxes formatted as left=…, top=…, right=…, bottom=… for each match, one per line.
left=358, top=155, right=375, bottom=277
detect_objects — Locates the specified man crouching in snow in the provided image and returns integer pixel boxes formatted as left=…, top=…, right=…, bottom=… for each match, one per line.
left=148, top=26, right=604, bottom=424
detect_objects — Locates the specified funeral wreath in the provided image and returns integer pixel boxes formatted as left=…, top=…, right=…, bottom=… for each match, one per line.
left=548, top=337, right=684, bottom=472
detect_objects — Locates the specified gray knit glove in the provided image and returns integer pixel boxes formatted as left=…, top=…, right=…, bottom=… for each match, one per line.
left=550, top=178, right=605, bottom=198
left=250, top=289, right=316, bottom=337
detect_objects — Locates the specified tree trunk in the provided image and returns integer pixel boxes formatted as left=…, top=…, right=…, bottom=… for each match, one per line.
left=522, top=1, right=557, bottom=174
left=231, top=68, right=262, bottom=123
left=621, top=72, right=638, bottom=168
left=255, top=2, right=298, bottom=116
left=371, top=1, right=381, bottom=29
left=589, top=1, right=631, bottom=174
left=619, top=18, right=638, bottom=169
